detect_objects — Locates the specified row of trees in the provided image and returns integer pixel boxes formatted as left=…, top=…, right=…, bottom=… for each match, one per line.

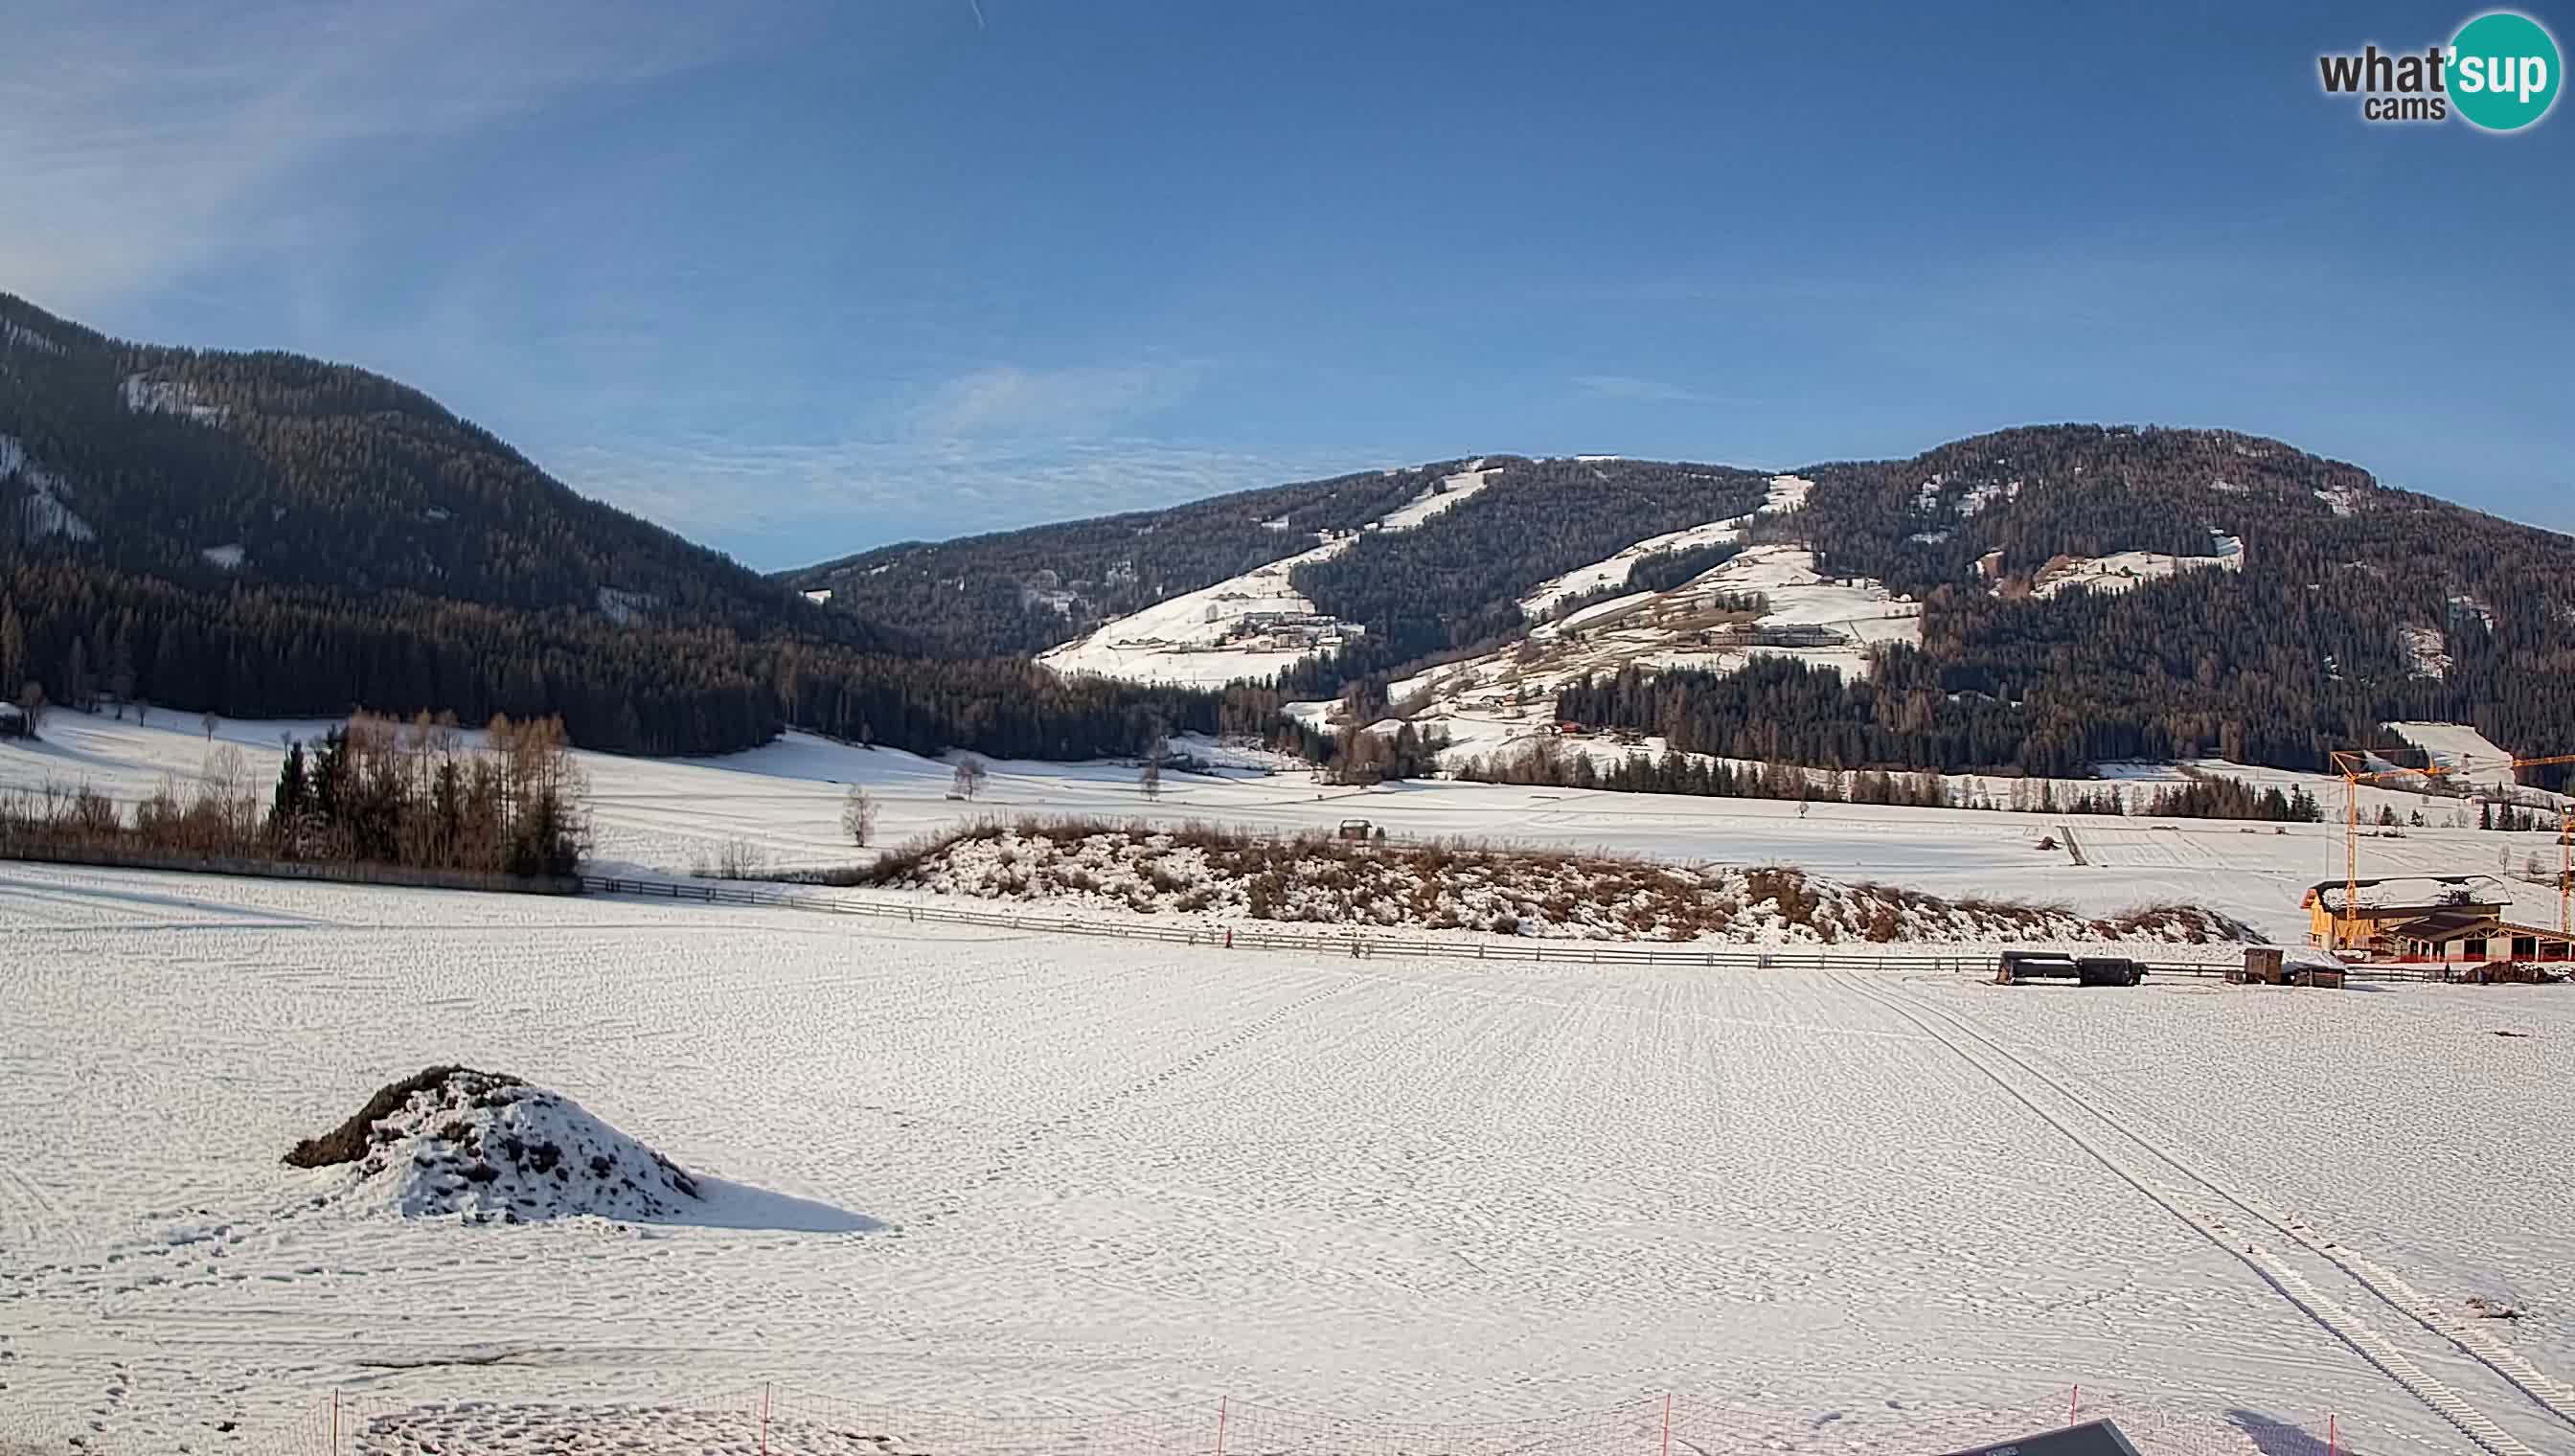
left=1450, top=734, right=2331, bottom=824
left=0, top=712, right=589, bottom=876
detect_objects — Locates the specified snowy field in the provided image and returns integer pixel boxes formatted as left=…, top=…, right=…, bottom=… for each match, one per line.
left=9, top=712, right=2569, bottom=946
left=3, top=861, right=2571, bottom=1456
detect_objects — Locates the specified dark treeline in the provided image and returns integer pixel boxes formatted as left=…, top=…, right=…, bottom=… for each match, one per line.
left=1, top=558, right=1243, bottom=759
left=1625, top=539, right=1745, bottom=595
left=1452, top=734, right=2327, bottom=824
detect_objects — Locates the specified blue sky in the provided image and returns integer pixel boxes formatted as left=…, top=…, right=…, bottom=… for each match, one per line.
left=5, top=1, right=2569, bottom=569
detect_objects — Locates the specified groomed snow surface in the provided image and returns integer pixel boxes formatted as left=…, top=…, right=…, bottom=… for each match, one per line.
left=4, top=863, right=2570, bottom=1456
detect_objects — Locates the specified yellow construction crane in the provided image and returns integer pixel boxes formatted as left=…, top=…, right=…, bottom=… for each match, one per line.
left=2328, top=748, right=2575, bottom=947
left=2327, top=751, right=2452, bottom=949
left=2503, top=754, right=2575, bottom=939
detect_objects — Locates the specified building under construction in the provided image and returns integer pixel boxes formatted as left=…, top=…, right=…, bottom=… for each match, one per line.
left=2303, top=875, right=2575, bottom=962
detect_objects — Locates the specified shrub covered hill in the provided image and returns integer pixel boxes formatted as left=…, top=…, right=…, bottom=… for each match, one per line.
left=790, top=427, right=2575, bottom=783
left=11, top=285, right=2570, bottom=778
left=0, top=292, right=1211, bottom=758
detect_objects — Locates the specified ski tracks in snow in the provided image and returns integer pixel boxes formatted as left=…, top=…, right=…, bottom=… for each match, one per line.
left=1839, top=973, right=2568, bottom=1455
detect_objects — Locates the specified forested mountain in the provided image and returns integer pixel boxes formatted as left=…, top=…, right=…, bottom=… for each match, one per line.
left=785, top=422, right=2575, bottom=784
left=791, top=455, right=1777, bottom=689
left=784, top=463, right=1466, bottom=656
left=11, top=284, right=2567, bottom=782
left=0, top=293, right=1212, bottom=758
left=1725, top=425, right=2575, bottom=780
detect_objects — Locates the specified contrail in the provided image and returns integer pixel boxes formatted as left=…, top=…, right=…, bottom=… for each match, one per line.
left=967, top=0, right=987, bottom=29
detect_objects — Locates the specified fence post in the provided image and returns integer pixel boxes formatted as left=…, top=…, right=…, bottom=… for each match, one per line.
left=761, top=1381, right=772, bottom=1456
left=2067, top=1384, right=2078, bottom=1424
left=2327, top=1413, right=2336, bottom=1456
left=1215, top=1394, right=1228, bottom=1456
left=1659, top=1392, right=1672, bottom=1456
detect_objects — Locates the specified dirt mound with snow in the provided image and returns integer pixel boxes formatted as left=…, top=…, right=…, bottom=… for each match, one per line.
left=871, top=822, right=2261, bottom=944
left=288, top=1067, right=707, bottom=1223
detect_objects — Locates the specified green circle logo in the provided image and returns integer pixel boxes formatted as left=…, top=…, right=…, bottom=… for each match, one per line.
left=2450, top=11, right=2561, bottom=130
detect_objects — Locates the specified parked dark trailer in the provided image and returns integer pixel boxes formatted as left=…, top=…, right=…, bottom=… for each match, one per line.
left=2077, top=956, right=2144, bottom=987
left=1996, top=951, right=2140, bottom=987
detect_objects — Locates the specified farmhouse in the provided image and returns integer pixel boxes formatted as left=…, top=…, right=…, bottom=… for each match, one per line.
left=2302, top=874, right=2575, bottom=962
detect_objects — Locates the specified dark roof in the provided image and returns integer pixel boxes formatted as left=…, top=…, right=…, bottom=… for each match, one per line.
left=2307, top=874, right=2489, bottom=893
left=2381, top=910, right=2504, bottom=942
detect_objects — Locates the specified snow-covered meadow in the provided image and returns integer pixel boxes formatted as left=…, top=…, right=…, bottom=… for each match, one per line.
left=4, top=859, right=2572, bottom=1456
left=7, top=711, right=2565, bottom=946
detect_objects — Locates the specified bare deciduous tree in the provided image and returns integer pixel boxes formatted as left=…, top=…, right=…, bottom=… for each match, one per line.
left=951, top=755, right=988, bottom=801
left=1139, top=736, right=1165, bottom=801
left=840, top=784, right=879, bottom=846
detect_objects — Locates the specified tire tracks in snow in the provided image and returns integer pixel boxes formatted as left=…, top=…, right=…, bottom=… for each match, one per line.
left=1836, top=973, right=2557, bottom=1456
left=1859, top=978, right=2575, bottom=1437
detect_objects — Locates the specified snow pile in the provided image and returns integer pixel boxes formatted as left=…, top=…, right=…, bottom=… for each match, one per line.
left=2030, top=531, right=2244, bottom=599
left=286, top=1067, right=708, bottom=1223
left=873, top=823, right=2258, bottom=944
left=201, top=543, right=245, bottom=570
left=2316, top=484, right=2361, bottom=516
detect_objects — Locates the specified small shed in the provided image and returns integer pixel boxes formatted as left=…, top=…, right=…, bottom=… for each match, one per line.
left=1337, top=819, right=1374, bottom=841
left=2231, top=946, right=2286, bottom=985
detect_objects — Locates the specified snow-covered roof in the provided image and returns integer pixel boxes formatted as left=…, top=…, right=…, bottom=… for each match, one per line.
left=2302, top=874, right=2509, bottom=913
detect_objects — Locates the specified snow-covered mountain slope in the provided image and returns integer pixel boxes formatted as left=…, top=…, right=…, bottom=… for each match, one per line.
left=1386, top=477, right=1922, bottom=762
left=1038, top=466, right=1495, bottom=687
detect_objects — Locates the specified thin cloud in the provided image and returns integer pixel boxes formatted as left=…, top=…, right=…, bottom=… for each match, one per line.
left=910, top=361, right=1202, bottom=440
left=1572, top=374, right=1711, bottom=404
left=554, top=429, right=1374, bottom=566
left=0, top=0, right=735, bottom=308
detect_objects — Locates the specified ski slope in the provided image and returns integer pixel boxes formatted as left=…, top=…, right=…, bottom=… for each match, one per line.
left=1038, top=466, right=1497, bottom=688
left=5, top=860, right=2570, bottom=1455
